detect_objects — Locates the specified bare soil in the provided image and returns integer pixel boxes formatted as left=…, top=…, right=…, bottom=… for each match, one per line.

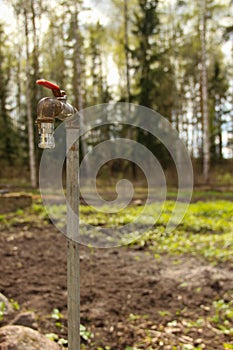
left=0, top=220, right=233, bottom=350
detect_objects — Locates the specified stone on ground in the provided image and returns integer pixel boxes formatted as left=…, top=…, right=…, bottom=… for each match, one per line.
left=0, top=325, right=62, bottom=350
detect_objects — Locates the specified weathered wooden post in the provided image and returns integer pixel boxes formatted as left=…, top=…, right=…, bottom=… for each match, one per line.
left=36, top=79, right=80, bottom=350
left=66, top=118, right=80, bottom=350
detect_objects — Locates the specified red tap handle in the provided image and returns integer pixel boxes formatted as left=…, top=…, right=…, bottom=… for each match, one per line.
left=36, top=79, right=64, bottom=97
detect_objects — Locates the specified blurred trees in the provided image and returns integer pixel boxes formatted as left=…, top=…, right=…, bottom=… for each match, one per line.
left=0, top=24, right=17, bottom=167
left=200, top=0, right=210, bottom=182
left=0, top=0, right=232, bottom=184
left=86, top=22, right=111, bottom=105
left=10, top=0, right=45, bottom=187
left=130, top=0, right=160, bottom=108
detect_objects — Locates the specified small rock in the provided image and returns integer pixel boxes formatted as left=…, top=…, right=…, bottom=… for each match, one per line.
left=0, top=293, right=14, bottom=316
left=133, top=199, right=142, bottom=206
left=11, top=311, right=38, bottom=330
left=194, top=338, right=203, bottom=345
left=0, top=325, right=62, bottom=350
left=165, top=326, right=181, bottom=334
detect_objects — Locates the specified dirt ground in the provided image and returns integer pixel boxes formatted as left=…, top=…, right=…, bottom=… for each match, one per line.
left=0, top=217, right=233, bottom=350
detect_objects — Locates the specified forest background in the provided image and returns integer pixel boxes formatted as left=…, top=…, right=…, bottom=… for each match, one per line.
left=0, top=0, right=232, bottom=188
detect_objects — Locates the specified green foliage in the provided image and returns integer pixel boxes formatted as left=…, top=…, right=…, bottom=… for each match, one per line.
left=45, top=333, right=68, bottom=346
left=158, top=310, right=172, bottom=317
left=210, top=299, right=233, bottom=335
left=0, top=302, right=5, bottom=321
left=85, top=22, right=111, bottom=105
left=50, top=308, right=93, bottom=344
left=216, top=172, right=233, bottom=185
left=31, top=203, right=48, bottom=220
left=80, top=324, right=93, bottom=341
left=130, top=0, right=160, bottom=108
left=50, top=308, right=64, bottom=332
left=3, top=195, right=232, bottom=264
left=0, top=200, right=48, bottom=229
left=0, top=22, right=21, bottom=168
left=51, top=308, right=63, bottom=320
left=129, top=200, right=233, bottom=263
left=0, top=214, right=6, bottom=224
left=1, top=196, right=233, bottom=266
left=50, top=308, right=64, bottom=329
left=0, top=0, right=232, bottom=181
left=10, top=299, right=20, bottom=311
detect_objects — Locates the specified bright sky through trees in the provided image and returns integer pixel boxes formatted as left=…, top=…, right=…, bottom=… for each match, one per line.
left=0, top=0, right=120, bottom=87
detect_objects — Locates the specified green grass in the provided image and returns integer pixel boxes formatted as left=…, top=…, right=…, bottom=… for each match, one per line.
left=48, top=200, right=233, bottom=263
left=1, top=196, right=232, bottom=263
left=133, top=201, right=233, bottom=263
left=81, top=200, right=233, bottom=263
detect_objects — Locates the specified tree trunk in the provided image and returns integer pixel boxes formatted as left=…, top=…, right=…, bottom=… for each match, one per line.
left=72, top=0, right=90, bottom=175
left=218, top=100, right=223, bottom=159
left=73, top=1, right=83, bottom=112
left=16, top=14, right=22, bottom=129
left=24, top=8, right=37, bottom=188
left=124, top=0, right=131, bottom=102
left=200, top=0, right=210, bottom=182
left=30, top=0, right=40, bottom=104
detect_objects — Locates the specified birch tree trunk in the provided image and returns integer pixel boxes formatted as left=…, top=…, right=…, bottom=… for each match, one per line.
left=30, top=0, right=39, bottom=104
left=24, top=8, right=37, bottom=188
left=16, top=14, right=22, bottom=128
left=200, top=0, right=210, bottom=182
left=124, top=0, right=131, bottom=102
left=72, top=1, right=83, bottom=112
left=72, top=0, right=90, bottom=176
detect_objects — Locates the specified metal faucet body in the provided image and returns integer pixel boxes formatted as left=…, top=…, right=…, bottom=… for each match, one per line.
left=36, top=96, right=77, bottom=124
left=36, top=80, right=77, bottom=149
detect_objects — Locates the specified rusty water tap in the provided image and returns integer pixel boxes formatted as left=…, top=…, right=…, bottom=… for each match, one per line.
left=36, top=80, right=77, bottom=149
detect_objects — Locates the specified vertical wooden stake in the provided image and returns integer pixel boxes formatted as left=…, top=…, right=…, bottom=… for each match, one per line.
left=66, top=120, right=80, bottom=350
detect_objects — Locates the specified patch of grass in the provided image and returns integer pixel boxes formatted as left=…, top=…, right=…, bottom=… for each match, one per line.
left=0, top=201, right=49, bottom=230
left=209, top=299, right=233, bottom=335
left=1, top=193, right=232, bottom=264
left=128, top=201, right=233, bottom=263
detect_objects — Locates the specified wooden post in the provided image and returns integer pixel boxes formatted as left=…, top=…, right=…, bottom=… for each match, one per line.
left=66, top=119, right=80, bottom=350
